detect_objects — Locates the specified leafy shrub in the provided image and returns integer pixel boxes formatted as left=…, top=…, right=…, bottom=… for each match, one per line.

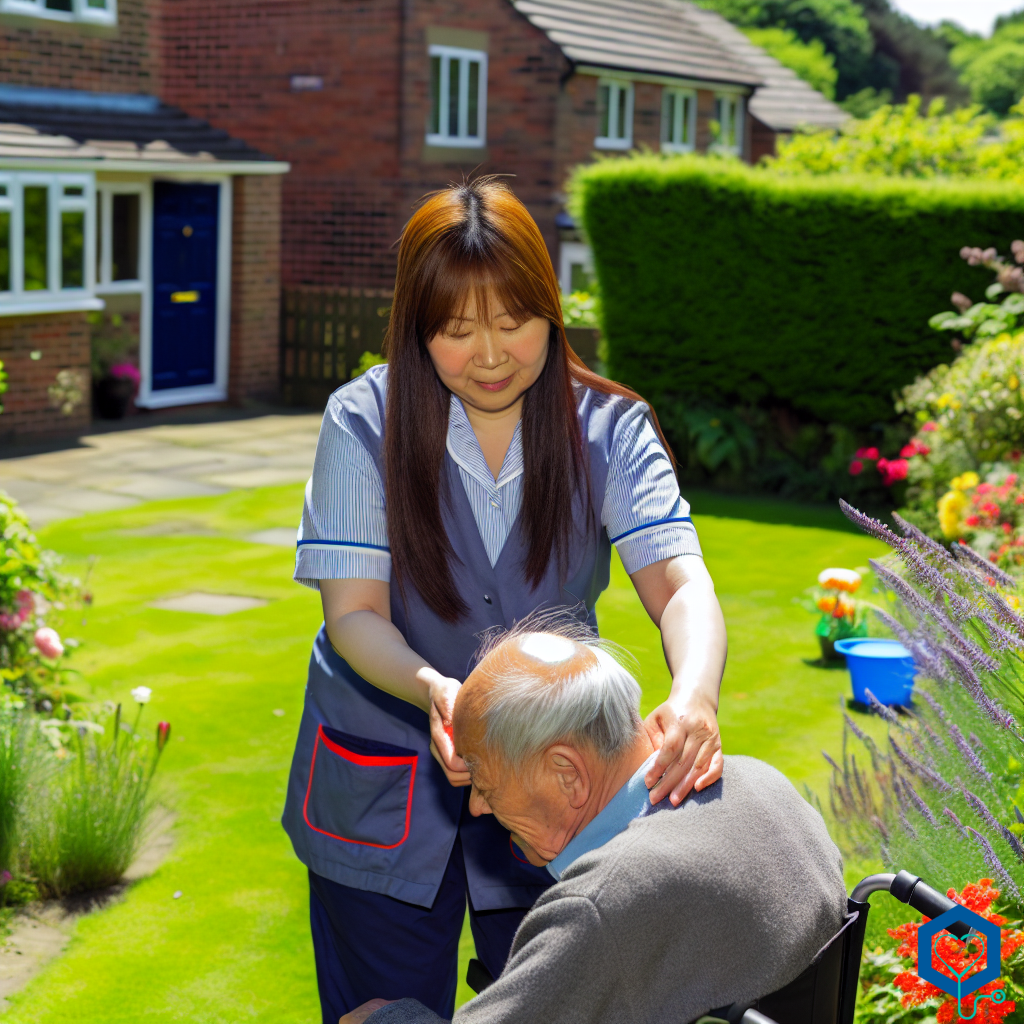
left=568, top=154, right=1020, bottom=429
left=561, top=290, right=601, bottom=329
left=951, top=21, right=1024, bottom=116
left=0, top=492, right=82, bottom=706
left=824, top=504, right=1024, bottom=915
left=30, top=694, right=170, bottom=898
left=0, top=696, right=36, bottom=878
left=770, top=97, right=1024, bottom=182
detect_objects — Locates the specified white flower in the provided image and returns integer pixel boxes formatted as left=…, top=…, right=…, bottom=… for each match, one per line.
left=131, top=686, right=152, bottom=705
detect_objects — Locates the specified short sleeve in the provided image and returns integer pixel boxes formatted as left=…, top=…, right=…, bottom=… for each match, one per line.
left=603, top=402, right=702, bottom=574
left=294, top=394, right=391, bottom=590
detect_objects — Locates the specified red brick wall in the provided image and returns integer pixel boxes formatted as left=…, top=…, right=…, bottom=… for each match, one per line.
left=0, top=313, right=91, bottom=442
left=229, top=174, right=282, bottom=405
left=0, top=0, right=158, bottom=94
left=750, top=115, right=778, bottom=165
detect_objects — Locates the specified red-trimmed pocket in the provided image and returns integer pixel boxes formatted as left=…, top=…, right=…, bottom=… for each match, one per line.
left=303, top=725, right=418, bottom=849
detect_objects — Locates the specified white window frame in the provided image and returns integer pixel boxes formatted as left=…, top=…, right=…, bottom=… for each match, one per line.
left=426, top=44, right=488, bottom=148
left=0, top=0, right=116, bottom=24
left=595, top=78, right=634, bottom=151
left=0, top=171, right=102, bottom=315
left=559, top=242, right=594, bottom=297
left=661, top=87, right=696, bottom=154
left=95, top=182, right=149, bottom=295
left=712, top=93, right=745, bottom=156
left=136, top=175, right=233, bottom=411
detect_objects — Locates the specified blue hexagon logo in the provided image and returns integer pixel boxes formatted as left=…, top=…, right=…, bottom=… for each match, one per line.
left=917, top=905, right=1003, bottom=1002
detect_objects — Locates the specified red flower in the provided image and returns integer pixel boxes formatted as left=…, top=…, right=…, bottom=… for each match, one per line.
left=855, top=447, right=880, bottom=460
left=156, top=721, right=171, bottom=752
left=977, top=483, right=994, bottom=495
left=921, top=421, right=938, bottom=432
left=1007, top=474, right=1018, bottom=486
left=966, top=515, right=981, bottom=526
left=901, top=440, right=932, bottom=458
left=849, top=459, right=864, bottom=476
left=878, top=458, right=909, bottom=486
left=1003, top=522, right=1013, bottom=534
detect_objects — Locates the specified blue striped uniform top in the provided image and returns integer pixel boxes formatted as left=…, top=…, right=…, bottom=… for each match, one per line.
left=294, top=390, right=701, bottom=589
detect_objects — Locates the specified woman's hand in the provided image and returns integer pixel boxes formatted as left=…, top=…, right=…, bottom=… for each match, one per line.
left=644, top=692, right=723, bottom=805
left=424, top=669, right=471, bottom=787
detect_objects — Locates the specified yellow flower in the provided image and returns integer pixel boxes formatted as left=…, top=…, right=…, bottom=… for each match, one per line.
left=937, top=393, right=954, bottom=409
left=950, top=472, right=979, bottom=491
left=1010, top=375, right=1019, bottom=390
left=938, top=489, right=969, bottom=538
left=816, top=595, right=838, bottom=614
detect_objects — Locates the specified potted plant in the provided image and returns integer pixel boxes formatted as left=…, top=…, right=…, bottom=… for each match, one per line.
left=802, top=567, right=869, bottom=662
left=89, top=311, right=140, bottom=420
left=94, top=363, right=140, bottom=420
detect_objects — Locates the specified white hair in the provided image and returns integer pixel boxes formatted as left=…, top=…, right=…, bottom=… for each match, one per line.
left=472, top=617, right=644, bottom=770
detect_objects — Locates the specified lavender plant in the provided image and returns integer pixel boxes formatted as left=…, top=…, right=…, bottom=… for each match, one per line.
left=826, top=502, right=1024, bottom=909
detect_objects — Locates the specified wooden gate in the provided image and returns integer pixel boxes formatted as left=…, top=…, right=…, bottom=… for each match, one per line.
left=280, top=287, right=392, bottom=408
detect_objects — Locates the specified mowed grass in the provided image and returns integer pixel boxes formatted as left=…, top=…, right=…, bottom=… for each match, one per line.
left=1, top=485, right=888, bottom=1022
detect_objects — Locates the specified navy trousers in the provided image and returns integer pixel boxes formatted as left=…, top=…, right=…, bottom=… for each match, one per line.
left=309, top=833, right=530, bottom=1024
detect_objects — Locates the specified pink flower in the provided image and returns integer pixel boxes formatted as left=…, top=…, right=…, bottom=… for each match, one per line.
left=901, top=440, right=931, bottom=458
left=849, top=459, right=864, bottom=476
left=854, top=447, right=880, bottom=460
left=110, top=362, right=141, bottom=388
left=921, top=421, right=938, bottom=433
left=156, top=721, right=171, bottom=752
left=33, top=627, right=63, bottom=659
left=878, top=458, right=909, bottom=487
left=966, top=515, right=981, bottom=527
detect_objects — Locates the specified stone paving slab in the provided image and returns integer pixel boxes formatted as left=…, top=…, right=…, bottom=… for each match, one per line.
left=0, top=413, right=322, bottom=528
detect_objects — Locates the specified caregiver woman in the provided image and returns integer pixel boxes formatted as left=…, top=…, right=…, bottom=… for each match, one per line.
left=282, top=178, right=728, bottom=1024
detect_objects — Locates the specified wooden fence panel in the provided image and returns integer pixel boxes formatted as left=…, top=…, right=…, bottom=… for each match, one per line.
left=280, top=287, right=392, bottom=408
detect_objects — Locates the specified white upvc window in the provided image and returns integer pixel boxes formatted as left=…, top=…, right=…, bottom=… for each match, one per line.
left=427, top=45, right=487, bottom=147
left=713, top=93, right=745, bottom=155
left=595, top=79, right=633, bottom=150
left=0, top=172, right=97, bottom=310
left=661, top=87, right=696, bottom=153
left=96, top=183, right=148, bottom=294
left=0, top=0, right=116, bottom=24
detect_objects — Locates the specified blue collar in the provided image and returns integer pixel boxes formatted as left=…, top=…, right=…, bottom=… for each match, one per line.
left=546, top=752, right=661, bottom=881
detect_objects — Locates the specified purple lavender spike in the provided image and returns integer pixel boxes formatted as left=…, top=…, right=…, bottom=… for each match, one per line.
left=822, top=751, right=841, bottom=772
left=964, top=789, right=1024, bottom=863
left=839, top=501, right=905, bottom=549
left=843, top=712, right=868, bottom=742
left=866, top=689, right=901, bottom=724
left=901, top=546, right=976, bottom=620
left=967, top=826, right=1023, bottom=905
left=952, top=542, right=1017, bottom=589
left=949, top=723, right=994, bottom=781
left=983, top=590, right=1024, bottom=640
left=892, top=512, right=960, bottom=568
left=940, top=647, right=1016, bottom=729
left=918, top=688, right=948, bottom=722
left=944, top=807, right=966, bottom=830
left=890, top=735, right=953, bottom=791
left=899, top=808, right=920, bottom=840
left=903, top=778, right=938, bottom=824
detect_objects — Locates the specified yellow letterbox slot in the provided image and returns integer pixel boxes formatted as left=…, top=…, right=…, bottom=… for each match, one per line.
left=170, top=291, right=200, bottom=303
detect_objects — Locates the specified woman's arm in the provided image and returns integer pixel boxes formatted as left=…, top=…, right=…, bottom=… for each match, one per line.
left=320, top=578, right=470, bottom=785
left=629, top=555, right=727, bottom=806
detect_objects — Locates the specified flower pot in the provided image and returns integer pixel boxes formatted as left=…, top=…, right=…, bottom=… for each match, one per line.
left=818, top=635, right=845, bottom=663
left=94, top=375, right=135, bottom=420
left=833, top=638, right=916, bottom=707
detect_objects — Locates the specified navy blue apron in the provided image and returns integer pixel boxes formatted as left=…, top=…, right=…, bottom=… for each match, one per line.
left=282, top=365, right=629, bottom=912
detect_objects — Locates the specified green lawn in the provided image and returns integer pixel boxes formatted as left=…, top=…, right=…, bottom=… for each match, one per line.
left=2, top=485, right=889, bottom=1022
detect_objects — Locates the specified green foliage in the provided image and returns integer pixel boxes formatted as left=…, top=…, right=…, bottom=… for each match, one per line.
left=0, top=358, right=6, bottom=415
left=952, top=19, right=1024, bottom=115
left=0, top=696, right=35, bottom=877
left=839, top=86, right=893, bottom=118
left=29, top=700, right=167, bottom=898
left=569, top=153, right=1022, bottom=430
left=87, top=310, right=137, bottom=380
left=350, top=350, right=387, bottom=380
left=560, top=289, right=601, bottom=328
left=743, top=26, right=838, bottom=97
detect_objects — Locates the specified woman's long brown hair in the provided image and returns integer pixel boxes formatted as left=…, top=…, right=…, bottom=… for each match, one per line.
left=382, top=177, right=672, bottom=623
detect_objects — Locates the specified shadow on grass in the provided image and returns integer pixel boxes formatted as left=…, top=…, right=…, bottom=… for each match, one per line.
left=801, top=657, right=850, bottom=671
left=685, top=487, right=866, bottom=534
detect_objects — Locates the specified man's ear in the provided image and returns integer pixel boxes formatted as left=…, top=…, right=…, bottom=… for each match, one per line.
left=547, top=745, right=590, bottom=809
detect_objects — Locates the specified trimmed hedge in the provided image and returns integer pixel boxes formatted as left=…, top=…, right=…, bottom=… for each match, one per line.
left=569, top=156, right=1024, bottom=428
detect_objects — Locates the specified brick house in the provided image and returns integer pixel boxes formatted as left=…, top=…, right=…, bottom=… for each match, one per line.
left=157, top=0, right=844, bottom=405
left=0, top=0, right=287, bottom=443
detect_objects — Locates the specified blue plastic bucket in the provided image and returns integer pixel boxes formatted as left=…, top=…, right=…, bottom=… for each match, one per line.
left=833, top=637, right=917, bottom=707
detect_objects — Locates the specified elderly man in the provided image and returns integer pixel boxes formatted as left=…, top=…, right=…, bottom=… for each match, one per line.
left=346, top=630, right=848, bottom=1024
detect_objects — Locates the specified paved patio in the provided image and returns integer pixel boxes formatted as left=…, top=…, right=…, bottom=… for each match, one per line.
left=0, top=413, right=323, bottom=528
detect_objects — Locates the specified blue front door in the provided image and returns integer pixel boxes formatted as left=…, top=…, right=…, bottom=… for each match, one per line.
left=151, top=182, right=219, bottom=391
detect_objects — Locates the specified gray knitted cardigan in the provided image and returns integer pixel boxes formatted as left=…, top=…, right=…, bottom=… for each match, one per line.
left=366, top=755, right=848, bottom=1024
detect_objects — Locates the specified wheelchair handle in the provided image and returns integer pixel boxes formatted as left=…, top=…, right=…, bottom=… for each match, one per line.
left=851, top=870, right=972, bottom=939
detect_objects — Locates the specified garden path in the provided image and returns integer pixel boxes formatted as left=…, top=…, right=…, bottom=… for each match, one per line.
left=0, top=414, right=322, bottom=528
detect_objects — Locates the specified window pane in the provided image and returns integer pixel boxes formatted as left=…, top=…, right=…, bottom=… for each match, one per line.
left=467, top=60, right=479, bottom=138
left=0, top=185, right=8, bottom=197
left=682, top=96, right=691, bottom=143
left=0, top=212, right=10, bottom=292
left=111, top=193, right=139, bottom=281
left=23, top=186, right=48, bottom=292
left=663, top=92, right=674, bottom=143
left=598, top=84, right=610, bottom=138
left=429, top=55, right=441, bottom=135
left=86, top=0, right=109, bottom=8
left=616, top=85, right=627, bottom=139
left=61, top=210, right=84, bottom=289
left=63, top=185, right=83, bottom=197
left=448, top=57, right=460, bottom=137
left=95, top=190, right=103, bottom=278
left=45, top=0, right=73, bottom=10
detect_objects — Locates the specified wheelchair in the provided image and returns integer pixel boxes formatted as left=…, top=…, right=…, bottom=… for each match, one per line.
left=465, top=869, right=971, bottom=1024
